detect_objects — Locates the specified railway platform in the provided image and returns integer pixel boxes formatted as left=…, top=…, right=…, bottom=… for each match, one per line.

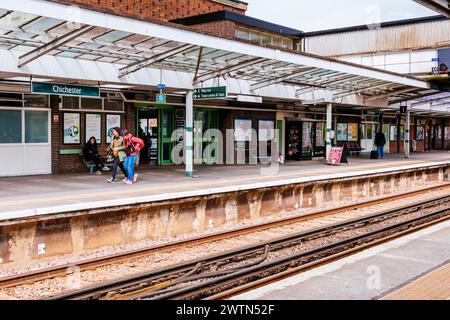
left=1, top=152, right=449, bottom=221
left=232, top=219, right=450, bottom=300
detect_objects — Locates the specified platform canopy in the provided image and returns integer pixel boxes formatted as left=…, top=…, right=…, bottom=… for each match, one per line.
left=413, top=0, right=450, bottom=17
left=0, top=0, right=440, bottom=109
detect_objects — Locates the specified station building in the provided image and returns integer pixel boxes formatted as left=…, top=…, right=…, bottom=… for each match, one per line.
left=0, top=0, right=449, bottom=177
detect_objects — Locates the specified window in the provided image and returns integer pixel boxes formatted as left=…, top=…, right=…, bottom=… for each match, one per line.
left=235, top=28, right=250, bottom=41
left=63, top=96, right=80, bottom=109
left=347, top=124, right=359, bottom=141
left=24, top=95, right=49, bottom=108
left=25, top=111, right=48, bottom=143
left=0, top=110, right=22, bottom=143
left=81, top=97, right=102, bottom=110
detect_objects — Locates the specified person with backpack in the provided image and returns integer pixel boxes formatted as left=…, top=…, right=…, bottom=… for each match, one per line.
left=106, top=127, right=128, bottom=183
left=375, top=129, right=387, bottom=159
left=121, top=129, right=144, bottom=184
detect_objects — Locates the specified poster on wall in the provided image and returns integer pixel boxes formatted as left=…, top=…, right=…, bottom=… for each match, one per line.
left=337, top=123, right=348, bottom=141
left=85, top=114, right=102, bottom=144
left=347, top=123, right=359, bottom=141
left=106, top=114, right=122, bottom=144
left=258, top=120, right=275, bottom=141
left=445, top=127, right=450, bottom=140
left=416, top=126, right=424, bottom=141
left=234, top=119, right=253, bottom=141
left=63, top=113, right=80, bottom=144
left=390, top=125, right=398, bottom=141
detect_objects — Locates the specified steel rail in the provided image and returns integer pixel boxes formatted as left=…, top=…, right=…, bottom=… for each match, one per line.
left=46, top=194, right=450, bottom=300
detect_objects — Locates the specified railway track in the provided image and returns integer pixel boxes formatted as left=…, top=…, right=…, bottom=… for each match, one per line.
left=0, top=184, right=449, bottom=300
left=47, top=193, right=450, bottom=300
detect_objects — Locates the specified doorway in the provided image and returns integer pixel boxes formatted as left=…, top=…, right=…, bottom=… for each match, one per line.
left=137, top=108, right=159, bottom=166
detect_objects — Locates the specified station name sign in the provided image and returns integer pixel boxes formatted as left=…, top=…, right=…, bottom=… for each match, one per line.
left=31, top=82, right=100, bottom=97
left=194, top=86, right=227, bottom=100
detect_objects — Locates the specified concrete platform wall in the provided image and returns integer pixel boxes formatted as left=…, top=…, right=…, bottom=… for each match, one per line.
left=0, top=165, right=448, bottom=266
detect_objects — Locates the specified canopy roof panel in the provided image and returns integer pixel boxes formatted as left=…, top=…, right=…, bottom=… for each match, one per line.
left=0, top=0, right=440, bottom=108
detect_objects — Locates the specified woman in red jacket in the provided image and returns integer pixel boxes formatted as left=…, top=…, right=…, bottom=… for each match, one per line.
left=121, top=129, right=144, bottom=184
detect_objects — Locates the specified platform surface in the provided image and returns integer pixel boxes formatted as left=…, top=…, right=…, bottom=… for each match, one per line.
left=232, top=219, right=450, bottom=300
left=0, top=152, right=449, bottom=221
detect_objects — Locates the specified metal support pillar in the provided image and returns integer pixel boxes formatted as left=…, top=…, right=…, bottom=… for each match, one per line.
left=326, top=103, right=332, bottom=161
left=405, top=110, right=411, bottom=158
left=185, top=90, right=194, bottom=177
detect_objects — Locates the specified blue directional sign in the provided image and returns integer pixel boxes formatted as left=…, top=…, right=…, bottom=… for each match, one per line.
left=157, top=83, right=166, bottom=90
left=432, top=58, right=439, bottom=62
left=156, top=93, right=166, bottom=104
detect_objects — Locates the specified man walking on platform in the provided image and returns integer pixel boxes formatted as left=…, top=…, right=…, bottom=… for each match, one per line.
left=375, top=129, right=387, bottom=159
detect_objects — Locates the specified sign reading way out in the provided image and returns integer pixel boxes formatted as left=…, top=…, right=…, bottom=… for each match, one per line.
left=31, top=82, right=100, bottom=97
left=194, top=86, right=227, bottom=100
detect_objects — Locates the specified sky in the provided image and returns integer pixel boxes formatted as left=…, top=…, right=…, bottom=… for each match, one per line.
left=244, top=0, right=437, bottom=32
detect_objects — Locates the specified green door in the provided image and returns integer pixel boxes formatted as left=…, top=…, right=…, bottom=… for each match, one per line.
left=194, top=109, right=219, bottom=164
left=158, top=107, right=174, bottom=165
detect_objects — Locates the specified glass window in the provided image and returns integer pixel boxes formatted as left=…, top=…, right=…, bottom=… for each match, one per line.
left=235, top=28, right=250, bottom=41
left=272, top=36, right=282, bottom=47
left=104, top=99, right=124, bottom=111
left=81, top=98, right=102, bottom=110
left=282, top=38, right=293, bottom=49
left=367, top=124, right=373, bottom=140
left=250, top=31, right=262, bottom=44
left=0, top=110, right=22, bottom=143
left=261, top=33, right=271, bottom=46
left=24, top=95, right=49, bottom=108
left=25, top=111, right=48, bottom=143
left=63, top=96, right=79, bottom=109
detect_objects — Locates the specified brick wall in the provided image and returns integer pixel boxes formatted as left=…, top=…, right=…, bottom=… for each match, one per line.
left=189, top=20, right=236, bottom=38
left=50, top=97, right=129, bottom=174
left=50, top=0, right=245, bottom=22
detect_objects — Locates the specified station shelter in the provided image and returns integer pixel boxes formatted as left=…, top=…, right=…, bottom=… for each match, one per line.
left=0, top=0, right=448, bottom=177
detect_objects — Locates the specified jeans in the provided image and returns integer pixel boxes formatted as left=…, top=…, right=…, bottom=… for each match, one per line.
left=124, top=155, right=137, bottom=181
left=111, top=157, right=128, bottom=180
left=377, top=145, right=385, bottom=159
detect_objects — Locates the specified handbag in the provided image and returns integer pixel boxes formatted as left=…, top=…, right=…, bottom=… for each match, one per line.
left=105, top=148, right=115, bottom=163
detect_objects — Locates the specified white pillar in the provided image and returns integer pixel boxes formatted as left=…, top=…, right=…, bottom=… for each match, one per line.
left=405, top=110, right=411, bottom=158
left=326, top=103, right=333, bottom=161
left=185, top=90, right=194, bottom=177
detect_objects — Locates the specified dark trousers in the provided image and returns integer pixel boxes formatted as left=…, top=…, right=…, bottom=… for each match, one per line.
left=86, top=154, right=104, bottom=171
left=111, top=157, right=128, bottom=180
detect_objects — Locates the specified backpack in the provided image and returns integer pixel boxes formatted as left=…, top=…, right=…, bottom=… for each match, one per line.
left=125, top=136, right=144, bottom=156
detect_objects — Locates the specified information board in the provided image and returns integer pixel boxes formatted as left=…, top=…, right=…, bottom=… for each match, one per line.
left=328, top=147, right=343, bottom=165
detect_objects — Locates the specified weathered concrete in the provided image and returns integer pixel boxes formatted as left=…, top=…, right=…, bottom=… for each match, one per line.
left=0, top=163, right=448, bottom=267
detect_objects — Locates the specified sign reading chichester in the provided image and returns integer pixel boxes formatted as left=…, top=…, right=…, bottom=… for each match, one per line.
left=194, top=86, right=227, bottom=100
left=32, top=82, right=100, bottom=97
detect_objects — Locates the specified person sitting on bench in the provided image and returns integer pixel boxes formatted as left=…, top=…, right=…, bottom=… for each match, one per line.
left=84, top=136, right=110, bottom=175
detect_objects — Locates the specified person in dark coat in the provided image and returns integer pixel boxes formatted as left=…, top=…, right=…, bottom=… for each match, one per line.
left=84, top=136, right=109, bottom=174
left=375, top=130, right=387, bottom=159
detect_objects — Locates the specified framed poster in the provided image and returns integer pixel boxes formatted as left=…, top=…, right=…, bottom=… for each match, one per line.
left=337, top=123, right=348, bottom=141
left=347, top=123, right=359, bottom=141
left=445, top=127, right=450, bottom=140
left=390, top=125, right=398, bottom=141
left=63, top=112, right=80, bottom=144
left=258, top=120, right=275, bottom=141
left=234, top=119, right=253, bottom=142
left=416, top=126, right=424, bottom=141
left=85, top=113, right=102, bottom=144
left=106, top=114, right=122, bottom=144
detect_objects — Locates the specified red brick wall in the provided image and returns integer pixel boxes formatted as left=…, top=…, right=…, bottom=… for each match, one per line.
left=50, top=97, right=129, bottom=174
left=50, top=0, right=245, bottom=22
left=190, top=20, right=236, bottom=38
